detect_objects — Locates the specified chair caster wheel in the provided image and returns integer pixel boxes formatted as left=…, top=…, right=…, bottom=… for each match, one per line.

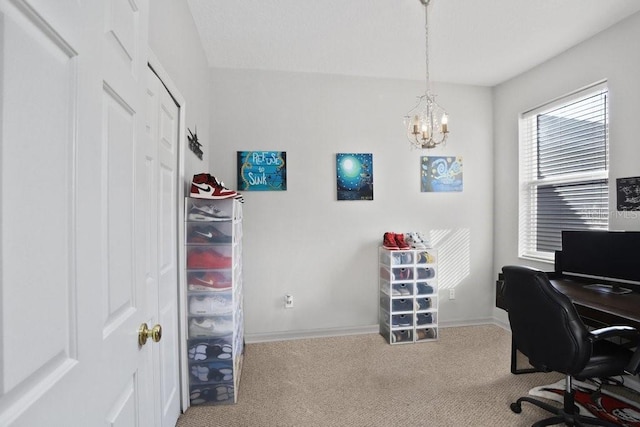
left=510, top=402, right=522, bottom=414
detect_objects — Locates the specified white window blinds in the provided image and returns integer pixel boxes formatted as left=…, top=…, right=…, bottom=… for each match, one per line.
left=518, top=83, right=609, bottom=261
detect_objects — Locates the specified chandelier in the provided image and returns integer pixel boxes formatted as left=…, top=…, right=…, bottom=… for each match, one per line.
left=404, top=0, right=449, bottom=149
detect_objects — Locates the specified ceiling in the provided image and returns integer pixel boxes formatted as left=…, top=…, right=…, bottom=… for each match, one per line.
left=186, top=0, right=640, bottom=87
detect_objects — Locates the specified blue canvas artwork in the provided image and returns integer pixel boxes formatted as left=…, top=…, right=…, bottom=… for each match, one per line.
left=336, top=153, right=373, bottom=200
left=237, top=151, right=287, bottom=191
left=421, top=156, right=463, bottom=192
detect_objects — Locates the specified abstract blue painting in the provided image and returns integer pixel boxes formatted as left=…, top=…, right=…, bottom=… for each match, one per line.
left=336, top=153, right=373, bottom=200
left=421, top=156, right=463, bottom=192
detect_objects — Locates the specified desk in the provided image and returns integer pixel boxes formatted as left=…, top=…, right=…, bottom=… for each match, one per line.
left=548, top=275, right=640, bottom=331
left=496, top=273, right=640, bottom=374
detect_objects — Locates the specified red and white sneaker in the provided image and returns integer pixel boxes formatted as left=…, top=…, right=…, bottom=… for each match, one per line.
left=190, top=173, right=237, bottom=200
left=209, top=175, right=244, bottom=204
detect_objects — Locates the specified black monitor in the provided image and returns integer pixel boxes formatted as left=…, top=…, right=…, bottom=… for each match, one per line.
left=558, top=230, right=640, bottom=292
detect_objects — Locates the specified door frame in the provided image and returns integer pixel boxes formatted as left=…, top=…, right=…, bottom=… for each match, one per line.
left=147, top=49, right=190, bottom=411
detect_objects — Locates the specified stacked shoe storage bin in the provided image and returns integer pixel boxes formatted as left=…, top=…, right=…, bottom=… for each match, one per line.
left=185, top=197, right=243, bottom=405
left=379, top=247, right=438, bottom=344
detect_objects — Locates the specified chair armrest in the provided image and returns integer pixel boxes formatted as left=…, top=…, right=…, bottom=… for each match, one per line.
left=588, top=325, right=640, bottom=342
left=588, top=326, right=640, bottom=375
left=626, top=346, right=640, bottom=375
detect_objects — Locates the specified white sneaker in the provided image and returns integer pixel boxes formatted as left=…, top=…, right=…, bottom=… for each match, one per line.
left=416, top=232, right=432, bottom=248
left=188, top=204, right=230, bottom=222
left=189, top=295, right=232, bottom=316
left=189, top=317, right=234, bottom=337
left=405, top=232, right=426, bottom=249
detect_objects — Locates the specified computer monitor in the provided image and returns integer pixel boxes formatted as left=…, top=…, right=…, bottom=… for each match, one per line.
left=558, top=230, right=640, bottom=293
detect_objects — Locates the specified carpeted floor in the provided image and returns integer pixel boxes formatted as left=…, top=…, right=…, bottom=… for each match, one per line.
left=176, top=324, right=640, bottom=426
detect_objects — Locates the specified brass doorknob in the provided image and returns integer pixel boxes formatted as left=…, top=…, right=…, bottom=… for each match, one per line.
left=138, top=323, right=162, bottom=346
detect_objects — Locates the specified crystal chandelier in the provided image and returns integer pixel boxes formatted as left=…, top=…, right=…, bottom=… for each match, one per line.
left=404, top=0, right=449, bottom=149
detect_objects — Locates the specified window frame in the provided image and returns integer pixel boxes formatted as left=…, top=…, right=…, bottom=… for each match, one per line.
left=518, top=81, right=609, bottom=262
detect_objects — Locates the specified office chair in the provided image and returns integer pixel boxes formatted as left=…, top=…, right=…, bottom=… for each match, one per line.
left=502, top=265, right=640, bottom=427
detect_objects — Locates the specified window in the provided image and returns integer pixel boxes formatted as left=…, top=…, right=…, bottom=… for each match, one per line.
left=519, top=82, right=609, bottom=261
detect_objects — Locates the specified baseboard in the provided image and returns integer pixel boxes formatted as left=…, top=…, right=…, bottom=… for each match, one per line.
left=245, top=318, right=508, bottom=343
left=245, top=324, right=379, bottom=343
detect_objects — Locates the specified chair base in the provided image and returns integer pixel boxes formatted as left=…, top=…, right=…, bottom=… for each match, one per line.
left=510, top=395, right=619, bottom=427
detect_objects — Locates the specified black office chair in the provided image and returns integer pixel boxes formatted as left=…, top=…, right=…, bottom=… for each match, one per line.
left=502, top=265, right=640, bottom=427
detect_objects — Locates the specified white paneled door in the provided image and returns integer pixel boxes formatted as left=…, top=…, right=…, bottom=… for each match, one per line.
left=0, top=1, right=180, bottom=426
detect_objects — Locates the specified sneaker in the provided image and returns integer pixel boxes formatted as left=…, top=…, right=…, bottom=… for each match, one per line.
left=394, top=233, right=410, bottom=250
left=187, top=248, right=232, bottom=269
left=416, top=328, right=437, bottom=340
left=190, top=173, right=237, bottom=200
left=189, top=295, right=232, bottom=316
left=416, top=312, right=433, bottom=325
left=189, top=342, right=233, bottom=361
left=211, top=176, right=244, bottom=204
left=416, top=267, right=435, bottom=280
left=383, top=232, right=399, bottom=250
left=416, top=297, right=431, bottom=310
left=391, top=330, right=412, bottom=343
left=190, top=364, right=233, bottom=382
left=190, top=385, right=235, bottom=404
left=393, top=283, right=412, bottom=296
left=189, top=318, right=234, bottom=337
left=416, top=282, right=434, bottom=295
left=188, top=225, right=232, bottom=243
left=405, top=232, right=426, bottom=249
left=416, top=251, right=435, bottom=264
left=188, top=272, right=232, bottom=291
left=391, top=298, right=413, bottom=312
left=416, top=232, right=432, bottom=249
left=392, top=314, right=412, bottom=327
left=392, top=268, right=412, bottom=280
left=188, top=203, right=231, bottom=222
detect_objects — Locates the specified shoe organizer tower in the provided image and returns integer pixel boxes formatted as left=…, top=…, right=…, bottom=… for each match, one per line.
left=185, top=197, right=244, bottom=405
left=379, top=247, right=439, bottom=344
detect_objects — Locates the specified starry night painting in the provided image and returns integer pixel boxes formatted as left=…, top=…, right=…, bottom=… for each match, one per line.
left=421, top=156, right=463, bottom=192
left=336, top=153, right=373, bottom=201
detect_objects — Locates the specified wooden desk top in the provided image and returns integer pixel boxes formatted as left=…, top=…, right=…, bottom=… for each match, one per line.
left=549, top=277, right=640, bottom=330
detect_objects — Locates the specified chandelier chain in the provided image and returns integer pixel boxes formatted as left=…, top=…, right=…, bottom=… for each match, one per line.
left=424, top=0, right=430, bottom=93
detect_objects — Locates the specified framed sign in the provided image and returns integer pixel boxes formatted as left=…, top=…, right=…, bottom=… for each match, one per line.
left=617, top=176, right=640, bottom=211
left=237, top=151, right=287, bottom=191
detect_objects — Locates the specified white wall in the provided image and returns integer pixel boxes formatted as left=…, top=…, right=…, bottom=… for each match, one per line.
left=148, top=1, right=211, bottom=180
left=208, top=69, right=494, bottom=340
left=493, top=12, right=640, bottom=324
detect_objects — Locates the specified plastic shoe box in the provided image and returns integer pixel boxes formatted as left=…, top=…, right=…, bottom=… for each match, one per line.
left=379, top=247, right=439, bottom=345
left=416, top=282, right=436, bottom=296
left=188, top=337, right=234, bottom=363
left=392, top=282, right=414, bottom=296
left=189, top=360, right=234, bottom=385
left=415, top=251, right=436, bottom=264
left=416, top=296, right=437, bottom=311
left=189, top=384, right=235, bottom=405
left=415, top=267, right=435, bottom=280
left=415, top=328, right=437, bottom=342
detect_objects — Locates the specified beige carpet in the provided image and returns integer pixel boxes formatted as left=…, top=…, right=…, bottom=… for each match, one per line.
left=176, top=324, right=639, bottom=426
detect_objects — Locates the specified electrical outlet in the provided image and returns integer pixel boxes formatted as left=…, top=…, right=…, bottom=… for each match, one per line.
left=284, top=294, right=294, bottom=308
left=449, top=289, right=456, bottom=300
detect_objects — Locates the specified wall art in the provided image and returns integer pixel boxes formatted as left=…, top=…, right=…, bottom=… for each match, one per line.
left=616, top=176, right=640, bottom=211
left=421, top=156, right=463, bottom=192
left=336, top=153, right=373, bottom=201
left=237, top=151, right=287, bottom=191
left=188, top=128, right=203, bottom=160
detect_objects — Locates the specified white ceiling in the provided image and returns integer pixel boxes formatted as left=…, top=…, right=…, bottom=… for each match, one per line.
left=186, top=0, right=640, bottom=87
